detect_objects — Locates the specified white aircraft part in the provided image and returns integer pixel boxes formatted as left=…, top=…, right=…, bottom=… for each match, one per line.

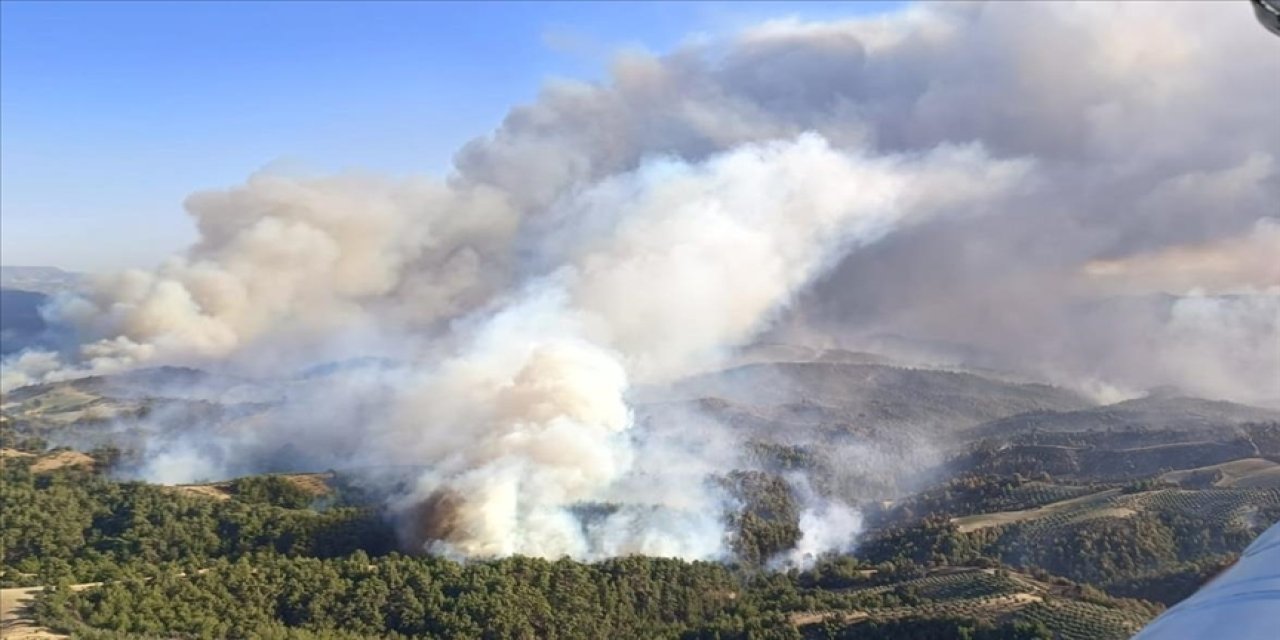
left=1131, top=521, right=1280, bottom=639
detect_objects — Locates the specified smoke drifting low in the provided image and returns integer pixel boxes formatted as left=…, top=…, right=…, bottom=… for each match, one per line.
left=3, top=1, right=1277, bottom=560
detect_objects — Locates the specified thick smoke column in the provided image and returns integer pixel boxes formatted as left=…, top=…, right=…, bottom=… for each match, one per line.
left=6, top=1, right=1275, bottom=400
left=3, top=134, right=1024, bottom=559
left=368, top=137, right=1025, bottom=558
left=3, top=1, right=1276, bottom=557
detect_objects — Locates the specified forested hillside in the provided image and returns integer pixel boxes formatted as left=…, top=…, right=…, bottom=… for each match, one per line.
left=4, top=414, right=1276, bottom=639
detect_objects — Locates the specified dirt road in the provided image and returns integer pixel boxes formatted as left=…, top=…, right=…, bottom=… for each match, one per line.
left=2, top=581, right=102, bottom=639
left=0, top=586, right=65, bottom=639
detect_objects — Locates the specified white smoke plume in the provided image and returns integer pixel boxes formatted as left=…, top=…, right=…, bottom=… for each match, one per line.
left=785, top=502, right=865, bottom=570
left=4, top=0, right=1277, bottom=558
left=4, top=134, right=1023, bottom=560
left=366, top=137, right=1025, bottom=559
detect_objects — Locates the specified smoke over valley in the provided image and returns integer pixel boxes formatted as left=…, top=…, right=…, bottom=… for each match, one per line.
left=3, top=1, right=1277, bottom=566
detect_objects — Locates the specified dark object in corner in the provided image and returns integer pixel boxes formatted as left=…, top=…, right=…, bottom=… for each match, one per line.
left=1253, top=0, right=1280, bottom=37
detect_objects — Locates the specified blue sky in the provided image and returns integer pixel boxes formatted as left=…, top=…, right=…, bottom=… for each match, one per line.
left=1, top=1, right=902, bottom=272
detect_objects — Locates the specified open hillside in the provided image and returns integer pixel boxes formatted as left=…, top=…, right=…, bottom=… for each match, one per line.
left=0, top=367, right=276, bottom=452
left=970, top=395, right=1280, bottom=439
left=1160, top=458, right=1280, bottom=489
left=790, top=567, right=1154, bottom=640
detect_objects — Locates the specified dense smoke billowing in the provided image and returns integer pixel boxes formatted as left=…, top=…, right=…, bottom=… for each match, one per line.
left=3, top=1, right=1278, bottom=560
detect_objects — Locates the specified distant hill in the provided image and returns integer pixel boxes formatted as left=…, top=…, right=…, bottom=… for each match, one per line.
left=0, top=266, right=82, bottom=355
left=969, top=395, right=1280, bottom=440
left=1, top=365, right=234, bottom=404
left=0, top=365, right=278, bottom=464
left=655, top=361, right=1095, bottom=438
left=0, top=265, right=81, bottom=295
left=952, top=395, right=1280, bottom=482
left=0, top=288, right=49, bottom=355
left=728, top=343, right=895, bottom=367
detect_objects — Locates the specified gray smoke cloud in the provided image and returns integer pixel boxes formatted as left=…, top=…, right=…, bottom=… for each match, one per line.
left=3, top=1, right=1277, bottom=559
left=769, top=3, right=1280, bottom=403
